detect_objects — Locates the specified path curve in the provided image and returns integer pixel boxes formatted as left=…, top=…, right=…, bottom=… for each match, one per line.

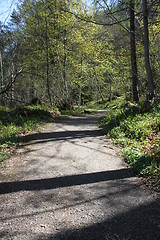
left=0, top=112, right=160, bottom=240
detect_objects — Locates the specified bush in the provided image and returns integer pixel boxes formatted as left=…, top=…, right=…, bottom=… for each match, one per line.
left=0, top=105, right=59, bottom=163
left=99, top=98, right=160, bottom=179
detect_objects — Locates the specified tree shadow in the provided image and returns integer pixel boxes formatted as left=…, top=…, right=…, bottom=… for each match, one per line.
left=35, top=198, right=160, bottom=240
left=0, top=168, right=132, bottom=194
left=55, top=113, right=106, bottom=126
left=19, top=128, right=104, bottom=145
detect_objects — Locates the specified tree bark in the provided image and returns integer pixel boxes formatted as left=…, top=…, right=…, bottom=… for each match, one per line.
left=79, top=57, right=83, bottom=107
left=11, top=62, right=15, bottom=103
left=129, top=0, right=139, bottom=102
left=95, top=74, right=104, bottom=101
left=45, top=13, right=52, bottom=105
left=142, top=0, right=154, bottom=100
left=63, top=27, right=68, bottom=94
left=0, top=51, right=4, bottom=104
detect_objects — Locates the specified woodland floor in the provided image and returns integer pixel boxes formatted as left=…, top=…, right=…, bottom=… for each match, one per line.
left=0, top=112, right=160, bottom=240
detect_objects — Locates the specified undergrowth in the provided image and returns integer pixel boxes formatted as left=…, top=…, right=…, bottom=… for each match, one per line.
left=99, top=97, right=160, bottom=179
left=0, top=104, right=59, bottom=164
left=84, top=99, right=107, bottom=110
left=60, top=106, right=97, bottom=116
left=60, top=107, right=84, bottom=116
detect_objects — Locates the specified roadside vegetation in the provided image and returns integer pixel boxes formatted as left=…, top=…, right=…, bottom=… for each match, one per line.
left=0, top=0, right=160, bottom=188
left=0, top=96, right=160, bottom=188
left=60, top=108, right=97, bottom=116
left=98, top=97, right=160, bottom=183
left=0, top=103, right=96, bottom=165
left=0, top=104, right=59, bottom=164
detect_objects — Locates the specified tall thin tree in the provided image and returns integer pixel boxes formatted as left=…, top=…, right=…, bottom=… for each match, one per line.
left=142, top=0, right=154, bottom=100
left=129, top=0, right=139, bottom=102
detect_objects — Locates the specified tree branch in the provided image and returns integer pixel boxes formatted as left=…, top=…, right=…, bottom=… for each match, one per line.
left=0, top=70, right=45, bottom=95
left=60, top=8, right=130, bottom=30
left=0, top=69, right=23, bottom=95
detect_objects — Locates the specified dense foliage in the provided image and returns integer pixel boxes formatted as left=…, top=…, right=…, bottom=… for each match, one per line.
left=0, top=0, right=159, bottom=107
left=0, top=104, right=59, bottom=163
left=99, top=97, right=160, bottom=179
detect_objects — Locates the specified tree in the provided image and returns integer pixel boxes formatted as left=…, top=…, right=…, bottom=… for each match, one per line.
left=92, top=0, right=160, bottom=101
left=129, top=0, right=139, bottom=102
left=92, top=0, right=139, bottom=101
left=142, top=0, right=154, bottom=100
left=1, top=0, right=159, bottom=106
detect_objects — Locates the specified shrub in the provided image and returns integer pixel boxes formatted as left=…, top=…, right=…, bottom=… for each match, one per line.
left=99, top=99, right=160, bottom=179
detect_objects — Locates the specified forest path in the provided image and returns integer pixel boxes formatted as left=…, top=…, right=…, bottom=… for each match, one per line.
left=0, top=112, right=160, bottom=240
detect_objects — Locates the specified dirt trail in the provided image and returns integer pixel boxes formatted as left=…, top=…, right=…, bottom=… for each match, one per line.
left=0, top=112, right=160, bottom=240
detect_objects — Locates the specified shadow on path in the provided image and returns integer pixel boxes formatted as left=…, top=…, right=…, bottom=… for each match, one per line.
left=0, top=198, right=159, bottom=240
left=20, top=129, right=104, bottom=145
left=55, top=114, right=106, bottom=126
left=35, top=198, right=160, bottom=240
left=0, top=169, right=132, bottom=194
left=19, top=114, right=106, bottom=145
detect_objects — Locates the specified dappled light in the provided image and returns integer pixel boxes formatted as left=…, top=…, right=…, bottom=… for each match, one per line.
left=0, top=113, right=160, bottom=239
left=0, top=0, right=160, bottom=239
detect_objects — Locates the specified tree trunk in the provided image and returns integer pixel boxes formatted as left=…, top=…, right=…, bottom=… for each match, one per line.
left=142, top=0, right=154, bottom=100
left=45, top=13, right=52, bottom=105
left=0, top=51, right=4, bottom=104
left=129, top=0, right=139, bottom=102
left=11, top=62, right=15, bottom=103
left=63, top=27, right=68, bottom=94
left=78, top=56, right=83, bottom=108
left=96, top=75, right=104, bottom=101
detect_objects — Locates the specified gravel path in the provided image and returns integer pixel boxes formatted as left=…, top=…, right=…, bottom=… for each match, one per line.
left=0, top=112, right=160, bottom=240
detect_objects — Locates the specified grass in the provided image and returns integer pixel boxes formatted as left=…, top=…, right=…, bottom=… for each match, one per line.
left=0, top=103, right=97, bottom=164
left=1, top=98, right=160, bottom=184
left=98, top=97, right=160, bottom=180
left=60, top=106, right=97, bottom=116
left=84, top=99, right=108, bottom=110
left=0, top=104, right=59, bottom=164
left=60, top=107, right=84, bottom=116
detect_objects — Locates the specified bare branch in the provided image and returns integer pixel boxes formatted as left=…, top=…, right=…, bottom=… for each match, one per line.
left=0, top=0, right=16, bottom=26
left=0, top=69, right=45, bottom=95
left=0, top=69, right=22, bottom=95
left=60, top=8, right=130, bottom=30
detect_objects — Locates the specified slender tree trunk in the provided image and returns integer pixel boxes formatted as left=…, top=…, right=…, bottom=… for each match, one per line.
left=11, top=62, right=15, bottom=103
left=142, top=0, right=154, bottom=100
left=0, top=51, right=4, bottom=104
left=78, top=57, right=83, bottom=108
left=95, top=75, right=104, bottom=101
left=45, top=13, right=52, bottom=105
left=30, top=74, right=34, bottom=101
left=129, top=0, right=139, bottom=102
left=63, top=27, right=68, bottom=94
left=78, top=84, right=82, bottom=108
left=109, top=77, right=111, bottom=101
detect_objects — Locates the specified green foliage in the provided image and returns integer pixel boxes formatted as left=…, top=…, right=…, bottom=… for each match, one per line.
left=0, top=105, right=59, bottom=163
left=99, top=98, right=160, bottom=178
left=60, top=108, right=84, bottom=116
left=123, top=146, right=160, bottom=177
left=59, top=105, right=97, bottom=116
left=84, top=99, right=111, bottom=110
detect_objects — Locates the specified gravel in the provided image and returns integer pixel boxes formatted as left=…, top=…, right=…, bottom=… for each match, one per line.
left=0, top=112, right=160, bottom=240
